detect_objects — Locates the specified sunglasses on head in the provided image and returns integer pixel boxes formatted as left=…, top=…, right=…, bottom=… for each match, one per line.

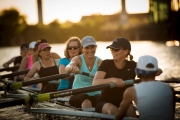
left=110, top=48, right=125, bottom=52
left=67, top=46, right=79, bottom=50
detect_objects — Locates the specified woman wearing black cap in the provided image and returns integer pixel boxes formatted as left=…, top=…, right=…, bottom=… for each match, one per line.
left=92, top=37, right=162, bottom=117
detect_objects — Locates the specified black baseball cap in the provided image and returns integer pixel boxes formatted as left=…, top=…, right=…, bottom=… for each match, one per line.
left=106, top=37, right=131, bottom=51
left=35, top=38, right=48, bottom=50
left=36, top=38, right=47, bottom=43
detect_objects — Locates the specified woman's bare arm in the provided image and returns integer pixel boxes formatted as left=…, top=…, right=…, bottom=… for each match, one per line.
left=65, top=56, right=81, bottom=74
left=93, top=71, right=125, bottom=87
left=3, top=57, right=16, bottom=68
left=51, top=52, right=61, bottom=59
left=19, top=57, right=28, bottom=71
left=24, top=62, right=39, bottom=81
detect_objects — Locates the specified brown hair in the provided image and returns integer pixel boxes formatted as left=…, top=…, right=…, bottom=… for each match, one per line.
left=64, top=36, right=82, bottom=58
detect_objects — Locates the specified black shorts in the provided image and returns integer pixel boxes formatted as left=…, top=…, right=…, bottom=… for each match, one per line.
left=69, top=94, right=100, bottom=108
left=41, top=83, right=58, bottom=93
left=68, top=77, right=74, bottom=89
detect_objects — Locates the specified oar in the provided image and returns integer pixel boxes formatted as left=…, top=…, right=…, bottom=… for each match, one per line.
left=0, top=70, right=94, bottom=92
left=30, top=108, right=139, bottom=120
left=0, top=66, right=19, bottom=72
left=0, top=69, right=29, bottom=80
left=161, top=78, right=180, bottom=83
left=0, top=74, right=69, bottom=92
left=0, top=79, right=138, bottom=108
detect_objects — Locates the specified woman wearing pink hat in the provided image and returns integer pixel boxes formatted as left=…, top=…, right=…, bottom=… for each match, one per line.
left=24, top=43, right=59, bottom=93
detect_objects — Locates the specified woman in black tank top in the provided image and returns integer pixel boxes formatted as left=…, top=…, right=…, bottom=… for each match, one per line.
left=24, top=43, right=60, bottom=93
left=38, top=59, right=59, bottom=93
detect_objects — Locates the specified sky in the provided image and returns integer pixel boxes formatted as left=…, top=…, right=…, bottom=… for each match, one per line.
left=0, top=0, right=149, bottom=25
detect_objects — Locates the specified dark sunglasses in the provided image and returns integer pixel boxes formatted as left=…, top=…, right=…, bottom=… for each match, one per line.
left=110, top=48, right=125, bottom=52
left=68, top=46, right=79, bottom=50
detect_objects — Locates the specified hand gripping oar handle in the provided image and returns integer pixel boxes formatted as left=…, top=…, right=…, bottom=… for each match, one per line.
left=0, top=69, right=29, bottom=80
left=0, top=66, right=19, bottom=72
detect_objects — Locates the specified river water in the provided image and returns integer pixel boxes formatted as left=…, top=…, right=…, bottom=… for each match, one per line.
left=0, top=41, right=180, bottom=80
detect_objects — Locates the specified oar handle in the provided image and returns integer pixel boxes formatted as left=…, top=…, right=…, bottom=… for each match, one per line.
left=66, top=65, right=95, bottom=78
left=78, top=70, right=94, bottom=78
left=110, top=79, right=140, bottom=88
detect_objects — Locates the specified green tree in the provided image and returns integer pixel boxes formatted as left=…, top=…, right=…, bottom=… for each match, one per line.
left=0, top=8, right=27, bottom=46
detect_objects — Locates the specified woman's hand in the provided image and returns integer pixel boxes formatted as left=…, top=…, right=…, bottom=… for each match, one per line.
left=111, top=78, right=125, bottom=87
left=65, top=65, right=79, bottom=74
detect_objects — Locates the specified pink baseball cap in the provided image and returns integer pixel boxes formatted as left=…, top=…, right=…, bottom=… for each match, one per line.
left=38, top=43, right=51, bottom=52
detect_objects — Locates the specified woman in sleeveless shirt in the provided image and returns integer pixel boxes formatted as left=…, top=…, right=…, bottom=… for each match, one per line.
left=24, top=43, right=59, bottom=93
left=3, top=43, right=29, bottom=70
left=93, top=37, right=162, bottom=117
left=3, top=43, right=29, bottom=81
left=57, top=36, right=82, bottom=91
left=65, top=36, right=102, bottom=108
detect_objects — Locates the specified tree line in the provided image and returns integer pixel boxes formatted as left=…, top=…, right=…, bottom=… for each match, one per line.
left=0, top=8, right=179, bottom=47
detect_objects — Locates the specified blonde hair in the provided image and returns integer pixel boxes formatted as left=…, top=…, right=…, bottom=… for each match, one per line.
left=64, top=36, right=82, bottom=58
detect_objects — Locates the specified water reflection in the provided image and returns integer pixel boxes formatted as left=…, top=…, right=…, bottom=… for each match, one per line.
left=0, top=41, right=180, bottom=80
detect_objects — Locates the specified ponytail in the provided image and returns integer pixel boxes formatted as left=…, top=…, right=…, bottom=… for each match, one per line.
left=127, top=54, right=133, bottom=61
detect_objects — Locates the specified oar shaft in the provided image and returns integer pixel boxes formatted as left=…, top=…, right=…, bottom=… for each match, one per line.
left=78, top=70, right=94, bottom=78
left=0, top=74, right=70, bottom=92
left=50, top=79, right=135, bottom=98
left=1, top=69, right=29, bottom=79
left=22, top=74, right=69, bottom=86
left=0, top=99, right=26, bottom=108
left=0, top=66, right=19, bottom=72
